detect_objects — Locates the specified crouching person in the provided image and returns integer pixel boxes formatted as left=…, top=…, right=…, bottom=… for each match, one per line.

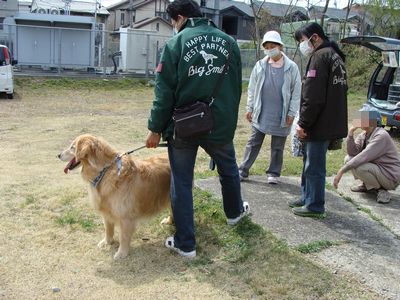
left=333, top=108, right=400, bottom=203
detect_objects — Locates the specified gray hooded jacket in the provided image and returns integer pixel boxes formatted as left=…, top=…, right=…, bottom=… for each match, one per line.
left=246, top=53, right=301, bottom=128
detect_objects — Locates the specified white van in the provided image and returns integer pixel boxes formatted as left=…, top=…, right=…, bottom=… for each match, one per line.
left=0, top=44, right=16, bottom=99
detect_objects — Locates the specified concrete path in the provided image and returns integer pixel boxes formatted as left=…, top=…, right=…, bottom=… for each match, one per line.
left=196, top=175, right=400, bottom=300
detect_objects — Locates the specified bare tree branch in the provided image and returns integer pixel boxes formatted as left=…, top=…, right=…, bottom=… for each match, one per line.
left=320, top=0, right=331, bottom=27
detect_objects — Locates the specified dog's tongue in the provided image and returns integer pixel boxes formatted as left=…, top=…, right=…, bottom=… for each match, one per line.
left=64, top=157, right=76, bottom=174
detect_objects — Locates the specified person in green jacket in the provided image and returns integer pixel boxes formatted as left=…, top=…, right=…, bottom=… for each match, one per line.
left=145, top=0, right=249, bottom=258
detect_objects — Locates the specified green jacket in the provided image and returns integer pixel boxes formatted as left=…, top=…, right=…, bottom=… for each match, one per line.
left=148, top=18, right=242, bottom=144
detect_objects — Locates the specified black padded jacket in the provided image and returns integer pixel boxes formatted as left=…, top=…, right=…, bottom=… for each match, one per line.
left=298, top=42, right=348, bottom=141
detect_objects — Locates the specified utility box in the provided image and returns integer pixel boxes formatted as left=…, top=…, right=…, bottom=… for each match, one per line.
left=119, top=28, right=170, bottom=74
left=9, top=13, right=96, bottom=68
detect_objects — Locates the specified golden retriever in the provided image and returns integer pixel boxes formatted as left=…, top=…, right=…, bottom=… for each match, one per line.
left=58, top=134, right=172, bottom=259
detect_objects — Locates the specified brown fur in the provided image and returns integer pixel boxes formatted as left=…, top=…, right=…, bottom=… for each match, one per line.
left=59, top=134, right=172, bottom=259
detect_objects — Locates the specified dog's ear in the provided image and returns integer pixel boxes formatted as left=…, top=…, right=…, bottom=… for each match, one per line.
left=75, top=137, right=94, bottom=162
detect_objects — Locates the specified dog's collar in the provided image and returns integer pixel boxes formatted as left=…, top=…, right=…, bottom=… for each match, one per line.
left=90, top=143, right=167, bottom=188
left=91, top=155, right=122, bottom=188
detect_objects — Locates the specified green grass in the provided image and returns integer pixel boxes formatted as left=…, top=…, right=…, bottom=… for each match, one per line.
left=357, top=206, right=383, bottom=223
left=295, top=240, right=342, bottom=254
left=15, top=77, right=149, bottom=91
left=23, top=194, right=35, bottom=206
left=55, top=208, right=98, bottom=231
left=193, top=188, right=266, bottom=263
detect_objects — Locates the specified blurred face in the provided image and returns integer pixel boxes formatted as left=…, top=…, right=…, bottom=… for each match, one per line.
left=352, top=111, right=377, bottom=130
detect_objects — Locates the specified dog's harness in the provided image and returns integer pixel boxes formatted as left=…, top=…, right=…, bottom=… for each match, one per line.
left=91, top=143, right=168, bottom=188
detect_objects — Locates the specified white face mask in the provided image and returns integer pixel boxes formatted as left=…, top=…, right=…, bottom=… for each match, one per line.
left=299, top=37, right=314, bottom=56
left=264, top=47, right=280, bottom=58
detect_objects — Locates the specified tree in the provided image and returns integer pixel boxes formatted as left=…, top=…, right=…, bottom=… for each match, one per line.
left=366, top=0, right=400, bottom=37
left=320, top=0, right=331, bottom=28
left=248, top=0, right=301, bottom=59
left=249, top=0, right=266, bottom=60
left=342, top=0, right=354, bottom=38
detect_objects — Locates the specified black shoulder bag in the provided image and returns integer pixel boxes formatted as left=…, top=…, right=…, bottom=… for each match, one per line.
left=172, top=42, right=232, bottom=139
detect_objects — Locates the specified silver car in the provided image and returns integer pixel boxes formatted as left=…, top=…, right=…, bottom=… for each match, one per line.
left=341, top=36, right=400, bottom=129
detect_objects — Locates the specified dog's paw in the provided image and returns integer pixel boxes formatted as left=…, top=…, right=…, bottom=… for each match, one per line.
left=113, top=249, right=128, bottom=260
left=160, top=215, right=174, bottom=225
left=97, top=238, right=114, bottom=248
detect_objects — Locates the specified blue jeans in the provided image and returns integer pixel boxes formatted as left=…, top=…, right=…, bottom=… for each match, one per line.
left=168, top=138, right=244, bottom=252
left=300, top=140, right=330, bottom=213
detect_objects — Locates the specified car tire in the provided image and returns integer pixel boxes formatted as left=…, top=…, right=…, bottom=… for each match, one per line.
left=7, top=93, right=13, bottom=99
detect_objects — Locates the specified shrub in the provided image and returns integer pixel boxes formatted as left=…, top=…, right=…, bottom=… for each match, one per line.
left=342, top=44, right=380, bottom=94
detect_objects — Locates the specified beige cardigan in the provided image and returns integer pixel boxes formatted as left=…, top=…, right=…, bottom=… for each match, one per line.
left=344, top=127, right=400, bottom=183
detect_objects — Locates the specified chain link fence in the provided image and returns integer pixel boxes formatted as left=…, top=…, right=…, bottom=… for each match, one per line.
left=1, top=23, right=305, bottom=79
left=240, top=46, right=304, bottom=80
left=1, top=23, right=170, bottom=77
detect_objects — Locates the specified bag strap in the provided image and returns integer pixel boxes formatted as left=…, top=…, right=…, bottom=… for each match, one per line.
left=208, top=41, right=233, bottom=106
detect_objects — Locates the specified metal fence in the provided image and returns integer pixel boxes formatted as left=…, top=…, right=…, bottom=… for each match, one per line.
left=240, top=46, right=304, bottom=80
left=0, top=23, right=170, bottom=76
left=1, top=23, right=305, bottom=79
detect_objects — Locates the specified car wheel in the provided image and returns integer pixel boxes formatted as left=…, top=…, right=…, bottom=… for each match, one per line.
left=7, top=93, right=14, bottom=99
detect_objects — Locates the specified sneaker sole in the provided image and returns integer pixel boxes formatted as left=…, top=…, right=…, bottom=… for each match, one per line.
left=165, top=237, right=196, bottom=258
left=288, top=202, right=303, bottom=208
left=292, top=209, right=326, bottom=219
left=227, top=201, right=250, bottom=225
left=288, top=200, right=304, bottom=208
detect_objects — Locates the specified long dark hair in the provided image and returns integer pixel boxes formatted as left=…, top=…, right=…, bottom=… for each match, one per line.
left=295, top=22, right=346, bottom=62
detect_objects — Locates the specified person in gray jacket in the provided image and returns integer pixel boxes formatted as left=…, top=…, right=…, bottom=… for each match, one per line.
left=239, top=30, right=301, bottom=184
left=333, top=108, right=400, bottom=203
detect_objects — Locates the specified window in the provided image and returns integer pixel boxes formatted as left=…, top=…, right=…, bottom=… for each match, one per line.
left=156, top=22, right=159, bottom=31
left=376, top=66, right=390, bottom=83
left=121, top=12, right=125, bottom=25
left=200, top=0, right=206, bottom=7
left=0, top=47, right=10, bottom=65
left=0, top=47, right=5, bottom=62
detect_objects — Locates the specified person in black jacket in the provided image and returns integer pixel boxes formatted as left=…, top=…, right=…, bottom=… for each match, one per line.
left=288, top=23, right=348, bottom=217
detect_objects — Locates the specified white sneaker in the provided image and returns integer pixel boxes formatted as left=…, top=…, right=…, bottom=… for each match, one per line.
left=165, top=236, right=196, bottom=258
left=267, top=176, right=278, bottom=184
left=227, top=201, right=250, bottom=225
left=377, top=189, right=391, bottom=204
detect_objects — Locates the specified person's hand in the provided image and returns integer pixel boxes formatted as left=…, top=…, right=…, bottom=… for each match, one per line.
left=333, top=169, right=344, bottom=189
left=348, top=125, right=358, bottom=136
left=245, top=112, right=252, bottom=123
left=145, top=131, right=161, bottom=148
left=287, top=116, right=294, bottom=126
left=296, top=124, right=307, bottom=139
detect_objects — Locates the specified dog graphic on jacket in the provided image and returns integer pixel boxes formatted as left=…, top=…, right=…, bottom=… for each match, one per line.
left=199, top=50, right=218, bottom=65
left=58, top=134, right=172, bottom=259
